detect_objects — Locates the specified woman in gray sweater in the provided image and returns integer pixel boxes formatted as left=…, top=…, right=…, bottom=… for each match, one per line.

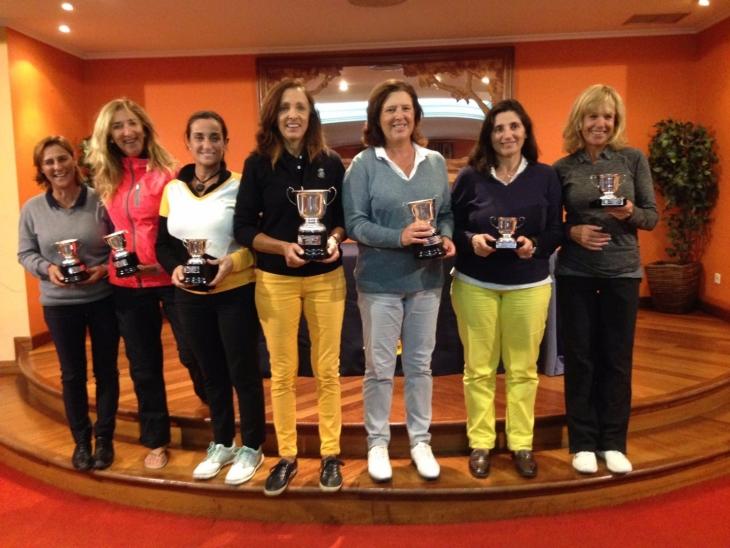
left=555, top=85, right=658, bottom=475
left=18, top=136, right=119, bottom=471
left=343, top=80, right=454, bottom=483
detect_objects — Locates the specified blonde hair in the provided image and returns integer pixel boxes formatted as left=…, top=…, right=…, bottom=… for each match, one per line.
left=88, top=98, right=176, bottom=201
left=562, top=84, right=627, bottom=154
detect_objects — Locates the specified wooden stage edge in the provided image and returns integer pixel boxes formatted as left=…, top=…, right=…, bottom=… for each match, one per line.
left=2, top=308, right=730, bottom=523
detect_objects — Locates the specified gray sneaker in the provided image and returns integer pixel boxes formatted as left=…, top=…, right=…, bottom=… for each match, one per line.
left=193, top=442, right=237, bottom=480
left=225, top=445, right=264, bottom=485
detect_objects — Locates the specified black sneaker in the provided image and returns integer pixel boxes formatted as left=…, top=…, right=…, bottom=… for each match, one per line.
left=72, top=442, right=93, bottom=471
left=319, top=457, right=344, bottom=492
left=264, top=459, right=298, bottom=496
left=93, top=437, right=115, bottom=470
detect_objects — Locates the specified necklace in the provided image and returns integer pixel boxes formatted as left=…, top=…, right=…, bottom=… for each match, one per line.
left=193, top=169, right=220, bottom=194
left=497, top=163, right=520, bottom=183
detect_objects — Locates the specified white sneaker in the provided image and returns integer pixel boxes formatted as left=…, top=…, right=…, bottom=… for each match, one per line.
left=367, top=445, right=392, bottom=482
left=193, top=442, right=237, bottom=480
left=572, top=451, right=598, bottom=474
left=225, top=445, right=264, bottom=485
left=410, top=442, right=440, bottom=480
left=598, top=450, right=633, bottom=474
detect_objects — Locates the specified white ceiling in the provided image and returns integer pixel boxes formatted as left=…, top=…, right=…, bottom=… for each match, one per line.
left=1, top=0, right=729, bottom=59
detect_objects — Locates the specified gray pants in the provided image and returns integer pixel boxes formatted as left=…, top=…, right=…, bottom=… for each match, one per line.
left=358, top=288, right=441, bottom=448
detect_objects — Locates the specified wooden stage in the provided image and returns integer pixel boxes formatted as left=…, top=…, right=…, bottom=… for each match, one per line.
left=2, top=308, right=730, bottom=523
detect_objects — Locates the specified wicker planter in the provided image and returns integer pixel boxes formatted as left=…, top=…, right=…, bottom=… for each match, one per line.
left=645, top=261, right=702, bottom=313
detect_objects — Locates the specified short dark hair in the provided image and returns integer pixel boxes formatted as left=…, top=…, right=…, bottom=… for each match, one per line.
left=33, top=136, right=82, bottom=188
left=362, top=79, right=427, bottom=148
left=469, top=99, right=539, bottom=175
left=256, top=78, right=326, bottom=166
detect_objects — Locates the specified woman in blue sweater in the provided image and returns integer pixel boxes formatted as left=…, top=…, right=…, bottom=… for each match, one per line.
left=344, top=80, right=455, bottom=483
left=450, top=99, right=562, bottom=479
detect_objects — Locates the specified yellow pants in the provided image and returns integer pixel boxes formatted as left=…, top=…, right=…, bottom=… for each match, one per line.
left=255, top=268, right=345, bottom=458
left=451, top=277, right=551, bottom=451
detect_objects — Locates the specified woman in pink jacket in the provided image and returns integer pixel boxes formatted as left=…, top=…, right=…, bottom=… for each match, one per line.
left=88, top=98, right=204, bottom=469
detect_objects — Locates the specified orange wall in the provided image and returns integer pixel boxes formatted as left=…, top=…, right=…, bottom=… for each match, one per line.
left=696, top=17, right=730, bottom=310
left=84, top=55, right=259, bottom=173
left=9, top=25, right=730, bottom=337
left=515, top=34, right=699, bottom=287
left=7, top=29, right=87, bottom=336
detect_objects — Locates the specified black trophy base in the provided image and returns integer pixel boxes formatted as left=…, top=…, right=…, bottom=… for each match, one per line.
left=298, top=230, right=329, bottom=261
left=301, top=246, right=330, bottom=261
left=415, top=242, right=445, bottom=260
left=183, top=263, right=218, bottom=292
left=590, top=197, right=626, bottom=208
left=60, top=264, right=90, bottom=284
left=113, top=252, right=139, bottom=278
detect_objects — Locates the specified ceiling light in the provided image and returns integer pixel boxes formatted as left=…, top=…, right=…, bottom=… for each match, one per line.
left=349, top=0, right=407, bottom=6
left=481, top=76, right=490, bottom=85
left=339, top=80, right=349, bottom=92
left=61, top=2, right=74, bottom=11
left=698, top=0, right=710, bottom=6
left=58, top=24, right=71, bottom=33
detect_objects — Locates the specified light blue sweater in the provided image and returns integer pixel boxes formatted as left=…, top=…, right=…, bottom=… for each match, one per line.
left=343, top=146, right=454, bottom=294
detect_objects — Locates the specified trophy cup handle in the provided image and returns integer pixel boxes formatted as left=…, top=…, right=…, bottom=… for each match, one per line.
left=325, top=186, right=337, bottom=206
left=286, top=187, right=298, bottom=206
left=489, top=216, right=499, bottom=229
left=516, top=217, right=526, bottom=229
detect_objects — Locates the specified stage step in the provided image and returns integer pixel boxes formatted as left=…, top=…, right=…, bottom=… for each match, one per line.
left=16, top=308, right=730, bottom=457
left=2, top=371, right=730, bottom=524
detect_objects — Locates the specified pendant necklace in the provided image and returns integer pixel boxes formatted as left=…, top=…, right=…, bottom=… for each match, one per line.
left=193, top=170, right=220, bottom=194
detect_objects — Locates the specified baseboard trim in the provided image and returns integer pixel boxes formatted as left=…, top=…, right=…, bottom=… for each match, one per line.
left=641, top=296, right=730, bottom=322
left=699, top=301, right=730, bottom=323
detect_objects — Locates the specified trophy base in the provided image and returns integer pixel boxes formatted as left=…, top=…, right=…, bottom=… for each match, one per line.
left=590, top=197, right=626, bottom=208
left=114, top=252, right=139, bottom=278
left=298, top=230, right=328, bottom=261
left=415, top=242, right=445, bottom=260
left=183, top=263, right=218, bottom=292
left=488, top=239, right=523, bottom=250
left=301, top=247, right=330, bottom=261
left=61, top=265, right=90, bottom=284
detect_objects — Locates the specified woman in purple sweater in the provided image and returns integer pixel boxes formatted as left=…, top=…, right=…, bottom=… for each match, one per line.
left=450, top=99, right=562, bottom=479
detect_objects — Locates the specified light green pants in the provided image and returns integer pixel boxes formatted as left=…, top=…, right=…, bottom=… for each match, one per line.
left=451, top=277, right=551, bottom=451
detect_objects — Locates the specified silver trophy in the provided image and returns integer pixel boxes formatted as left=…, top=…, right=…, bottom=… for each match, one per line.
left=182, top=238, right=216, bottom=290
left=590, top=173, right=626, bottom=207
left=287, top=187, right=336, bottom=260
left=103, top=230, right=139, bottom=278
left=489, top=216, right=525, bottom=249
left=54, top=239, right=90, bottom=283
left=407, top=198, right=445, bottom=259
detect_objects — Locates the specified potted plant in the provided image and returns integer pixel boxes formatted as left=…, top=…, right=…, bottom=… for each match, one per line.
left=646, top=119, right=719, bottom=313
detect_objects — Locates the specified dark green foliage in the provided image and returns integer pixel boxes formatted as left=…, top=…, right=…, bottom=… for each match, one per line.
left=648, top=120, right=718, bottom=264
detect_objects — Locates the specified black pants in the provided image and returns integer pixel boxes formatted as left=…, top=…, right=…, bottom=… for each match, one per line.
left=175, top=284, right=265, bottom=449
left=43, top=295, right=120, bottom=445
left=114, top=285, right=201, bottom=448
left=557, top=276, right=640, bottom=453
